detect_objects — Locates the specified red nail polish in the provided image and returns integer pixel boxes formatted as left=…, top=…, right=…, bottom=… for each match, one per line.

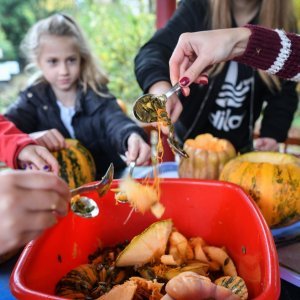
left=179, top=77, right=190, bottom=87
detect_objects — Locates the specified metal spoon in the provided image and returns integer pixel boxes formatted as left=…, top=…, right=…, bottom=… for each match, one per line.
left=133, top=83, right=188, bottom=158
left=113, top=160, right=136, bottom=204
left=70, top=163, right=114, bottom=218
left=133, top=82, right=181, bottom=123
left=128, top=160, right=136, bottom=177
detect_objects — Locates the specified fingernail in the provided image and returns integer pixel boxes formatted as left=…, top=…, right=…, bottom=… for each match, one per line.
left=179, top=77, right=190, bottom=87
left=199, top=78, right=208, bottom=85
left=198, top=75, right=209, bottom=85
left=28, top=164, right=33, bottom=170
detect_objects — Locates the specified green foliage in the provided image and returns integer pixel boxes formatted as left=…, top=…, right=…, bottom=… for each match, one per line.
left=0, top=28, right=14, bottom=59
left=75, top=1, right=155, bottom=106
left=0, top=0, right=75, bottom=61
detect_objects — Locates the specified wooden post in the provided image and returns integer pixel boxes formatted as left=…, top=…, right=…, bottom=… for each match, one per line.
left=155, top=0, right=177, bottom=161
left=156, top=0, right=176, bottom=29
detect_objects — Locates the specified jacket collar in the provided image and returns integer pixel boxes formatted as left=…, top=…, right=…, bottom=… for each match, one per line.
left=28, top=82, right=107, bottom=116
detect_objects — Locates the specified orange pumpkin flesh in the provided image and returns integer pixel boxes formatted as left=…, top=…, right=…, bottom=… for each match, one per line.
left=179, top=134, right=236, bottom=179
left=220, top=151, right=300, bottom=227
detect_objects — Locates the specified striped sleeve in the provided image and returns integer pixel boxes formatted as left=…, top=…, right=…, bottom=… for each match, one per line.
left=234, top=24, right=300, bottom=81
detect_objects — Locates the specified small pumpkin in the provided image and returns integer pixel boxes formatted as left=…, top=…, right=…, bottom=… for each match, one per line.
left=52, top=139, right=96, bottom=189
left=178, top=134, right=236, bottom=179
left=220, top=151, right=300, bottom=227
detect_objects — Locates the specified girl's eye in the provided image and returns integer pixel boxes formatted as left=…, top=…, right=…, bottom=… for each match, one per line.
left=68, top=57, right=78, bottom=63
left=47, top=59, right=57, bottom=65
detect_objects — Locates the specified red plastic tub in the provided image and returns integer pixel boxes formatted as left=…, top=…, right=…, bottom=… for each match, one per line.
left=10, top=179, right=280, bottom=299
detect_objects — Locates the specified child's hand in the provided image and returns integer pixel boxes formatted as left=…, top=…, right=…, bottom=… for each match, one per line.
left=0, top=171, right=70, bottom=255
left=17, top=144, right=60, bottom=174
left=30, top=129, right=67, bottom=151
left=126, top=133, right=150, bottom=166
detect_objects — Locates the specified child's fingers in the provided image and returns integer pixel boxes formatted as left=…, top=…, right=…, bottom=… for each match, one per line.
left=38, top=148, right=60, bottom=174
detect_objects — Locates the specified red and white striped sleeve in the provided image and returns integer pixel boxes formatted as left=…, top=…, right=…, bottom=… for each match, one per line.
left=235, top=24, right=300, bottom=81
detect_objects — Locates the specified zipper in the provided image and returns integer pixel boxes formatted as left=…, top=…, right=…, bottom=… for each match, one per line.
left=183, top=79, right=215, bottom=141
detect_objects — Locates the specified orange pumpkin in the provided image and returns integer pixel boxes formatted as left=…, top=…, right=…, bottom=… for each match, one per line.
left=220, top=151, right=300, bottom=227
left=178, top=134, right=236, bottom=179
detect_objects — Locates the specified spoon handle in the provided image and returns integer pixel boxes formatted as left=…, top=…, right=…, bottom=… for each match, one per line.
left=128, top=161, right=136, bottom=177
left=164, top=82, right=181, bottom=99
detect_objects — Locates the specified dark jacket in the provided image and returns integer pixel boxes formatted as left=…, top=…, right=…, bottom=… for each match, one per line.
left=135, top=0, right=298, bottom=152
left=5, top=82, right=147, bottom=178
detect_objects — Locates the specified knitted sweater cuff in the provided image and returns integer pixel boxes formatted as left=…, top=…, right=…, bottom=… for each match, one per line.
left=234, top=24, right=300, bottom=80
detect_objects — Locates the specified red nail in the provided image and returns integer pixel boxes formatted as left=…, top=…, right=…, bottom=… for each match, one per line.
left=179, top=77, right=190, bottom=87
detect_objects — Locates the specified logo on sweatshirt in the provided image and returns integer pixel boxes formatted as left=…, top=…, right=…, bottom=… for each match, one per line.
left=209, top=62, right=252, bottom=131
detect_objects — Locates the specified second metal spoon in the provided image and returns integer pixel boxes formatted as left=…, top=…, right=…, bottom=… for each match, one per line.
left=70, top=163, right=114, bottom=218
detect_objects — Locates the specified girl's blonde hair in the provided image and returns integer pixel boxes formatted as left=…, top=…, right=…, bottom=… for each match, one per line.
left=209, top=0, right=297, bottom=91
left=21, top=14, right=109, bottom=95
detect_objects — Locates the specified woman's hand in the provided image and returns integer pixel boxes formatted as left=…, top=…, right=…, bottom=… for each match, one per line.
left=126, top=133, right=151, bottom=166
left=169, top=28, right=251, bottom=96
left=18, top=144, right=60, bottom=174
left=30, top=129, right=67, bottom=151
left=0, top=171, right=70, bottom=255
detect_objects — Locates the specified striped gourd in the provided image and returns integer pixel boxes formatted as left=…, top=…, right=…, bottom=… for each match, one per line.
left=52, top=139, right=96, bottom=189
left=55, top=264, right=99, bottom=298
left=215, top=276, right=248, bottom=300
left=179, top=133, right=236, bottom=179
left=220, top=151, right=300, bottom=227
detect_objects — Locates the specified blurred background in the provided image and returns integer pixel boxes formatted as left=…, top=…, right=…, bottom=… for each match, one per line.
left=0, top=0, right=300, bottom=140
left=0, top=0, right=156, bottom=112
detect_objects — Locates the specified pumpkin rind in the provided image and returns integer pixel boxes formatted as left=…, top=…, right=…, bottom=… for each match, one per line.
left=220, top=151, right=300, bottom=227
left=52, top=139, right=96, bottom=189
left=179, top=134, right=236, bottom=179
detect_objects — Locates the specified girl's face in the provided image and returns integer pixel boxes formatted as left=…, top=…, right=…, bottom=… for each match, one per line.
left=37, top=35, right=81, bottom=93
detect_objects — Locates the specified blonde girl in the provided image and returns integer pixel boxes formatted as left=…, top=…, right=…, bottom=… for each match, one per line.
left=5, top=14, right=150, bottom=179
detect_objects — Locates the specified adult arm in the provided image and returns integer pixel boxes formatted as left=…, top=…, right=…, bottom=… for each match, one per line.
left=170, top=25, right=300, bottom=95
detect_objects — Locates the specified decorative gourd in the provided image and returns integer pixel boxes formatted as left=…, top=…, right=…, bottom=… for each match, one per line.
left=52, top=139, right=96, bottom=189
left=220, top=151, right=300, bottom=227
left=178, top=134, right=236, bottom=179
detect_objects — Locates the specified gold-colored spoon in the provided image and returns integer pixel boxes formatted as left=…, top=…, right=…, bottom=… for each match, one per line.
left=70, top=163, right=114, bottom=218
left=133, top=82, right=181, bottom=123
left=133, top=83, right=188, bottom=158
